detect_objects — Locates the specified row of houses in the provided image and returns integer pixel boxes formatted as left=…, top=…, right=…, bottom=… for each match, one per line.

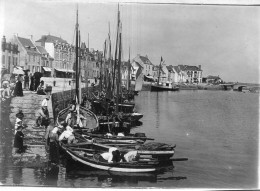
left=2, top=35, right=221, bottom=84
left=131, top=54, right=203, bottom=84
left=1, top=35, right=102, bottom=80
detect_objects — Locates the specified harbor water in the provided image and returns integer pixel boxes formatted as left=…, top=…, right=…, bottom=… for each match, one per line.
left=0, top=90, right=258, bottom=188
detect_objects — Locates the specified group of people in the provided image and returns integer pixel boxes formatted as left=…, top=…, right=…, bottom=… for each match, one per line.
left=98, top=147, right=140, bottom=163
left=1, top=72, right=49, bottom=102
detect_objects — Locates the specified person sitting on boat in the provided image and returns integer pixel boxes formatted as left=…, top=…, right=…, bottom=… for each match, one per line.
left=36, top=80, right=47, bottom=95
left=58, top=124, right=76, bottom=144
left=13, top=125, right=27, bottom=154
left=123, top=151, right=140, bottom=162
left=105, top=133, right=113, bottom=137
left=66, top=104, right=87, bottom=128
left=117, top=132, right=124, bottom=137
left=65, top=100, right=77, bottom=127
left=99, top=149, right=120, bottom=163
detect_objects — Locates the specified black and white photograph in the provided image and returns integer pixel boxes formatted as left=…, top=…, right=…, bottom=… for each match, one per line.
left=0, top=0, right=259, bottom=189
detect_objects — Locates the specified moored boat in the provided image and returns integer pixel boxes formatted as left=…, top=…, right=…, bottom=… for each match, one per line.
left=151, top=83, right=180, bottom=92
left=60, top=142, right=160, bottom=172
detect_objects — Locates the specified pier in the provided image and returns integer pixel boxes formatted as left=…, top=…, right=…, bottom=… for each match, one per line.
left=8, top=82, right=97, bottom=166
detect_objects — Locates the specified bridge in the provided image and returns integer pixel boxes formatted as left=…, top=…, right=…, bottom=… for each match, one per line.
left=219, top=83, right=235, bottom=90
left=219, top=83, right=260, bottom=92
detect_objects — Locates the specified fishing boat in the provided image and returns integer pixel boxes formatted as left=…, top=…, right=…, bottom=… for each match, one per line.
left=75, top=131, right=154, bottom=145
left=151, top=83, right=180, bottom=92
left=55, top=7, right=99, bottom=132
left=151, top=57, right=180, bottom=92
left=61, top=143, right=158, bottom=172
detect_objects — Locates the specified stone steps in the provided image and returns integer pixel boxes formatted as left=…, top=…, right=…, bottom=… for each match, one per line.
left=10, top=93, right=50, bottom=162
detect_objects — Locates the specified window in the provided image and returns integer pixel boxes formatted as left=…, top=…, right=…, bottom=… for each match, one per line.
left=29, top=55, right=30, bottom=61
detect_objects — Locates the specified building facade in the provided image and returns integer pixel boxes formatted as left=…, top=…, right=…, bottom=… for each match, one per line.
left=35, top=35, right=75, bottom=77
left=177, top=65, right=202, bottom=83
left=1, top=36, right=19, bottom=74
left=12, top=35, right=41, bottom=73
left=132, top=54, right=154, bottom=77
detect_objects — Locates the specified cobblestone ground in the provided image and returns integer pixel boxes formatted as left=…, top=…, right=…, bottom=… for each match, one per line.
left=9, top=90, right=54, bottom=164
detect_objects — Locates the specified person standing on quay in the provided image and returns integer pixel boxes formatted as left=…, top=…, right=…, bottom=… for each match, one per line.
left=29, top=73, right=35, bottom=91
left=13, top=75, right=23, bottom=97
left=13, top=125, right=27, bottom=154
left=24, top=73, right=29, bottom=91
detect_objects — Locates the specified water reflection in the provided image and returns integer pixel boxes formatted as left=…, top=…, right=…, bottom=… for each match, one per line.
left=155, top=92, right=160, bottom=128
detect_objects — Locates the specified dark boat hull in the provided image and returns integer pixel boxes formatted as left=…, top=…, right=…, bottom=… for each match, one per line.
left=60, top=143, right=157, bottom=172
left=150, top=85, right=180, bottom=92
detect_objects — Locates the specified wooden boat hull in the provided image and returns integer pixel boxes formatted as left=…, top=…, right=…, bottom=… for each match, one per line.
left=61, top=143, right=157, bottom=172
left=151, top=85, right=180, bottom=92
left=77, top=132, right=151, bottom=145
left=56, top=105, right=99, bottom=132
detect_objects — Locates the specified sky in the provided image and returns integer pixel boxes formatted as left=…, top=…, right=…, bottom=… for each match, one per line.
left=1, top=0, right=259, bottom=83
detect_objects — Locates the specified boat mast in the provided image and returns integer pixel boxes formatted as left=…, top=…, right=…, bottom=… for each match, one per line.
left=86, top=33, right=89, bottom=97
left=157, top=57, right=162, bottom=86
left=112, top=4, right=120, bottom=95
left=75, top=6, right=79, bottom=102
left=78, top=30, right=82, bottom=103
left=116, top=32, right=122, bottom=114
left=100, top=51, right=103, bottom=92
left=127, top=46, right=131, bottom=91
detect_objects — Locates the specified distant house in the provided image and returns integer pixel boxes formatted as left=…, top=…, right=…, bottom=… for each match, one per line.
left=132, top=54, right=154, bottom=80
left=205, top=75, right=222, bottom=84
left=12, top=35, right=41, bottom=73
left=36, top=45, right=54, bottom=77
left=35, top=34, right=75, bottom=77
left=177, top=65, right=202, bottom=83
left=1, top=36, right=19, bottom=74
left=172, top=66, right=183, bottom=83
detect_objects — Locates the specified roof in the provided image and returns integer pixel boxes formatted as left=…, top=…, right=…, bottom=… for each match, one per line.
left=35, top=35, right=68, bottom=44
left=173, top=66, right=181, bottom=73
left=207, top=75, right=221, bottom=80
left=139, top=55, right=153, bottom=66
left=166, top=65, right=174, bottom=72
left=17, top=37, right=40, bottom=54
left=178, top=65, right=202, bottom=71
left=36, top=46, right=48, bottom=54
left=133, top=61, right=143, bottom=69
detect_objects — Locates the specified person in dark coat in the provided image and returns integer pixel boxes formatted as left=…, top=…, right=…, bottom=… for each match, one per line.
left=34, top=74, right=41, bottom=91
left=29, top=74, right=35, bottom=91
left=13, top=76, right=23, bottom=97
left=37, top=80, right=46, bottom=95
left=13, top=125, right=27, bottom=154
left=24, top=74, right=29, bottom=90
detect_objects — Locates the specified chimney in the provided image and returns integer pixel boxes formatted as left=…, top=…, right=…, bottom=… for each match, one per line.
left=146, top=55, right=148, bottom=58
left=198, top=65, right=201, bottom=70
left=30, top=35, right=33, bottom=42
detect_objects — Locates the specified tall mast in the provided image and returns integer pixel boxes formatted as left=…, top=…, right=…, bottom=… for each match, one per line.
left=75, top=6, right=79, bottom=102
left=78, top=30, right=81, bottom=103
left=112, top=4, right=120, bottom=95
left=116, top=32, right=122, bottom=114
left=100, top=52, right=103, bottom=92
left=86, top=33, right=89, bottom=97
left=157, top=57, right=162, bottom=86
left=127, top=46, right=131, bottom=91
